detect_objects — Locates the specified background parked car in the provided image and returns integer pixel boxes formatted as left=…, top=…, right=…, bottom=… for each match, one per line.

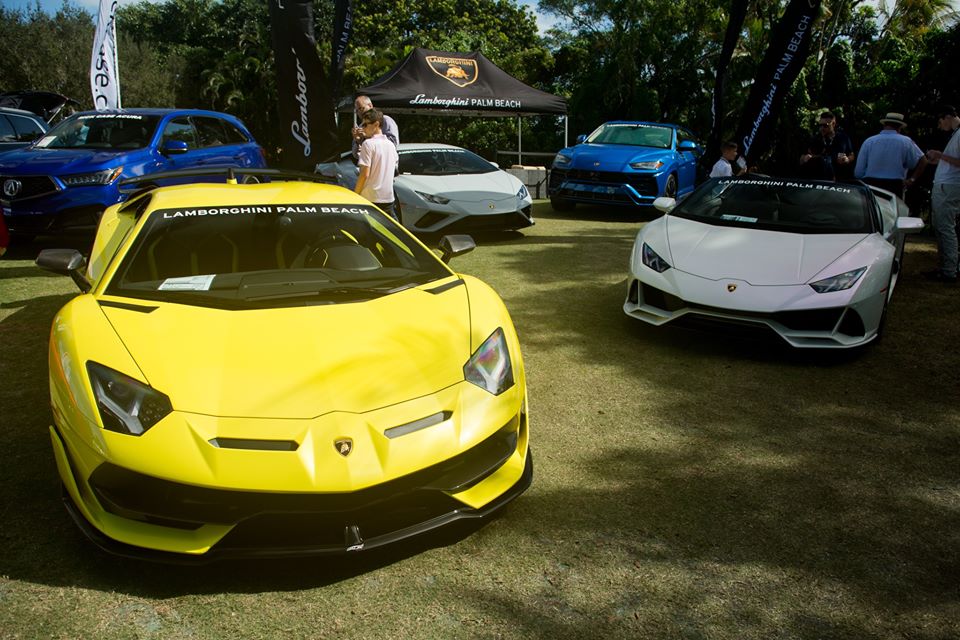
left=328, top=143, right=534, bottom=234
left=548, top=121, right=703, bottom=210
left=0, top=108, right=267, bottom=238
left=0, top=90, right=80, bottom=126
left=0, top=107, right=47, bottom=155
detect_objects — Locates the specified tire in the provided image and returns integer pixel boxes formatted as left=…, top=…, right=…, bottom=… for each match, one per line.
left=550, top=195, right=575, bottom=212
left=663, top=174, right=678, bottom=199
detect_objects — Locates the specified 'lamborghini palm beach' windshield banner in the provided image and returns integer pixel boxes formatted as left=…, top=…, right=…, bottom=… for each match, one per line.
left=269, top=0, right=352, bottom=171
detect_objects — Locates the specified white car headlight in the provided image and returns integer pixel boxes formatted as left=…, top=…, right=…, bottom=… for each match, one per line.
left=415, top=190, right=450, bottom=205
left=809, top=267, right=867, bottom=293
left=61, top=167, right=124, bottom=187
left=629, top=160, right=664, bottom=170
left=87, top=361, right=172, bottom=436
left=553, top=153, right=572, bottom=167
left=463, top=328, right=514, bottom=395
left=641, top=242, right=671, bottom=273
left=517, top=184, right=529, bottom=199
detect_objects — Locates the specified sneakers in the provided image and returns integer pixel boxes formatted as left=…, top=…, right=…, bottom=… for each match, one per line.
left=922, top=269, right=958, bottom=283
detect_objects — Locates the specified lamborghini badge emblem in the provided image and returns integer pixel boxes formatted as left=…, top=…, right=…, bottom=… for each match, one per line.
left=335, top=438, right=353, bottom=457
left=426, top=56, right=478, bottom=88
left=727, top=284, right=737, bottom=292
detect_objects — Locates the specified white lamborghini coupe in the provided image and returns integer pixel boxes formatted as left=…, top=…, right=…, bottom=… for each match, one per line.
left=329, top=144, right=534, bottom=234
left=624, top=177, right=924, bottom=348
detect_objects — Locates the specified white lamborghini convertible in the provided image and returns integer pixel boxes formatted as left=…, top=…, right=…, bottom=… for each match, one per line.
left=624, top=177, right=924, bottom=348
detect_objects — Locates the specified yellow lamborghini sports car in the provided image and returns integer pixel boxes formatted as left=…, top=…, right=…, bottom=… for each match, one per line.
left=37, top=169, right=531, bottom=561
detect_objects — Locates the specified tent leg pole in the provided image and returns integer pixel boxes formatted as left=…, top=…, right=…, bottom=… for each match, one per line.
left=564, top=116, right=568, bottom=148
left=518, top=116, right=522, bottom=166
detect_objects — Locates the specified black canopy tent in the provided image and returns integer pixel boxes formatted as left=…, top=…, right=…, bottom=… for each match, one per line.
left=337, top=47, right=568, bottom=162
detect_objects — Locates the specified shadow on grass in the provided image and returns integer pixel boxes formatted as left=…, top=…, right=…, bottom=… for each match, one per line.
left=0, top=209, right=957, bottom=640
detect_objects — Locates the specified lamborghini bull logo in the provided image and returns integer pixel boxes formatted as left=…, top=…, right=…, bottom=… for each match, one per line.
left=426, top=56, right=478, bottom=88
left=334, top=438, right=353, bottom=457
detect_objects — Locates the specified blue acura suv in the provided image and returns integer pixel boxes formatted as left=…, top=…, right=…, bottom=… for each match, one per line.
left=0, top=108, right=266, bottom=237
left=548, top=121, right=703, bottom=210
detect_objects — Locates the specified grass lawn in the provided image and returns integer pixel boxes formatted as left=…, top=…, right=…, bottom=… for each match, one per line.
left=1, top=201, right=958, bottom=639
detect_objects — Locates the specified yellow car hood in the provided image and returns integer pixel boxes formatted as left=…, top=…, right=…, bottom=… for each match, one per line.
left=101, top=284, right=470, bottom=418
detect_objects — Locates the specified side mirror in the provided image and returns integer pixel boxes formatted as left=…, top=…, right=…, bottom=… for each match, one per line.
left=36, top=249, right=92, bottom=292
left=677, top=140, right=698, bottom=152
left=162, top=139, right=189, bottom=155
left=438, top=234, right=476, bottom=263
left=895, top=216, right=924, bottom=234
left=652, top=197, right=677, bottom=213
left=489, top=161, right=499, bottom=169
left=576, top=134, right=587, bottom=144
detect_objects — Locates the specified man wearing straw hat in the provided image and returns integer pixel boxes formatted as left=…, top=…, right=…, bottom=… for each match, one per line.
left=854, top=111, right=928, bottom=199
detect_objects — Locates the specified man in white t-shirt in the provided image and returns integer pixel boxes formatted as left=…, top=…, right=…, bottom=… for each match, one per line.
left=924, top=105, right=960, bottom=283
left=354, top=108, right=399, bottom=219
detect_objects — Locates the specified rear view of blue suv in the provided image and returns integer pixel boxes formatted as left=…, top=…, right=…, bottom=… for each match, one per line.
left=0, top=108, right=267, bottom=237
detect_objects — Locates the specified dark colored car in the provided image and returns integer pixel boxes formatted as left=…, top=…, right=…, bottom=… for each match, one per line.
left=548, top=121, right=703, bottom=210
left=0, top=108, right=267, bottom=237
left=0, top=107, right=48, bottom=155
left=0, top=91, right=81, bottom=126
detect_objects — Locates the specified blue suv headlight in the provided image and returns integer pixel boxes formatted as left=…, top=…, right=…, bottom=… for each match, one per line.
left=61, top=167, right=124, bottom=187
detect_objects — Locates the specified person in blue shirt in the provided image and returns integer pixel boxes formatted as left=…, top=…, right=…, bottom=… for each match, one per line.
left=854, top=112, right=928, bottom=198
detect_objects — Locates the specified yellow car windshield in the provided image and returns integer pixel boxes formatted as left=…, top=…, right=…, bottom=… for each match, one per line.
left=105, top=202, right=451, bottom=309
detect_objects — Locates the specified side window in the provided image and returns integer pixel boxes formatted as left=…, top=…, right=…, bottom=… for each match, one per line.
left=0, top=115, right=16, bottom=142
left=219, top=119, right=249, bottom=144
left=10, top=115, right=45, bottom=141
left=194, top=117, right=227, bottom=148
left=161, top=118, right=198, bottom=148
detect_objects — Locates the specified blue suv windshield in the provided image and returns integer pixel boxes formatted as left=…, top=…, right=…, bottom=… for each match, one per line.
left=586, top=123, right=673, bottom=149
left=35, top=114, right=161, bottom=151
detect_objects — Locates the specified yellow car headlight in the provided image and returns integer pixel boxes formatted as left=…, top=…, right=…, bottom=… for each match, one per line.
left=463, top=328, right=514, bottom=395
left=87, top=361, right=172, bottom=436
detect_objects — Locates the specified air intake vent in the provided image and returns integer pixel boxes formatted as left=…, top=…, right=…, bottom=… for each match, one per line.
left=208, top=438, right=299, bottom=451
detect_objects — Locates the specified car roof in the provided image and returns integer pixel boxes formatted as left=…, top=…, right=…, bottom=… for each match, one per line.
left=137, top=180, right=371, bottom=214
left=397, top=143, right=466, bottom=152
left=0, top=106, right=44, bottom=119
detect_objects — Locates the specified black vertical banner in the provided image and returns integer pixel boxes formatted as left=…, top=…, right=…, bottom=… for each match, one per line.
left=708, top=0, right=749, bottom=162
left=734, top=0, right=822, bottom=163
left=268, top=0, right=338, bottom=170
left=331, top=0, right=353, bottom=99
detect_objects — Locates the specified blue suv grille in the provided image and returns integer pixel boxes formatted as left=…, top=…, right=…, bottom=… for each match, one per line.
left=0, top=174, right=59, bottom=201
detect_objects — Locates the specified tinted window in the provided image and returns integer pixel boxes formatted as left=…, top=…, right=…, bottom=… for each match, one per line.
left=586, top=123, right=673, bottom=149
left=36, top=114, right=160, bottom=150
left=220, top=119, right=249, bottom=144
left=194, top=117, right=229, bottom=147
left=161, top=118, right=198, bottom=147
left=105, top=202, right=451, bottom=309
left=671, top=178, right=875, bottom=234
left=0, top=115, right=15, bottom=142
left=398, top=148, right=496, bottom=175
left=9, top=115, right=44, bottom=141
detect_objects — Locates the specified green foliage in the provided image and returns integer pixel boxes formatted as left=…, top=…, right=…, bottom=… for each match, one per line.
left=0, top=3, right=95, bottom=107
left=2, top=0, right=957, bottom=168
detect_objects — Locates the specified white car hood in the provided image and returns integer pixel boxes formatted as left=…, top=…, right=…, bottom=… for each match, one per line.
left=664, top=216, right=868, bottom=285
left=396, top=171, right=519, bottom=202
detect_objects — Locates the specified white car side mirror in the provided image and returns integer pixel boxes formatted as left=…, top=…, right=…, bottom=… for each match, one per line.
left=653, top=197, right=676, bottom=213
left=895, top=216, right=924, bottom=233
